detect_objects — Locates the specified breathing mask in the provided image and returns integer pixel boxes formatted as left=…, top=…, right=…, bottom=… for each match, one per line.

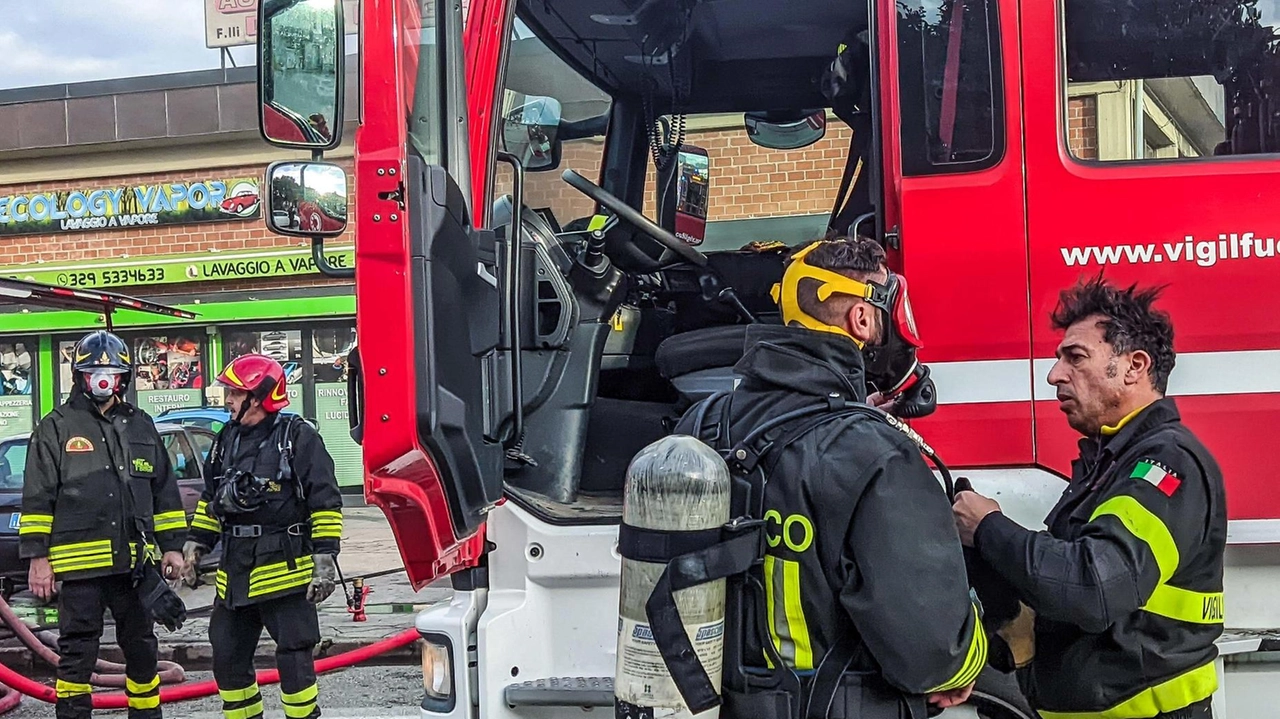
left=85, top=369, right=126, bottom=401
left=770, top=242, right=932, bottom=410
left=210, top=468, right=270, bottom=520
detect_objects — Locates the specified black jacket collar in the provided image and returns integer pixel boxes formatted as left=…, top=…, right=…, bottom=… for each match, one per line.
left=1076, top=397, right=1181, bottom=475
left=67, top=388, right=135, bottom=419
left=734, top=324, right=868, bottom=402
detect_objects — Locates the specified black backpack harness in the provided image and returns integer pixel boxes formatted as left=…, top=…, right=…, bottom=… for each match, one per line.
left=617, top=390, right=957, bottom=719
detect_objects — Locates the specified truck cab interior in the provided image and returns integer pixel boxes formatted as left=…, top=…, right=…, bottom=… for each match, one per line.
left=484, top=0, right=914, bottom=521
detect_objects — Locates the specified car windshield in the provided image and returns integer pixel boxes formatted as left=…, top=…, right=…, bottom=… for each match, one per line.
left=0, top=440, right=27, bottom=491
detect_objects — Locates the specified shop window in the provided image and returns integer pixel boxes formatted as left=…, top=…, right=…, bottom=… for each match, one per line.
left=133, top=335, right=205, bottom=417
left=897, top=0, right=1004, bottom=175
left=312, top=326, right=362, bottom=488
left=0, top=340, right=34, bottom=441
left=1063, top=1, right=1280, bottom=161
left=222, top=329, right=304, bottom=408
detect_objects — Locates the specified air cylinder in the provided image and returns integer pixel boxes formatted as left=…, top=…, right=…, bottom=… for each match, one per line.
left=615, top=435, right=730, bottom=719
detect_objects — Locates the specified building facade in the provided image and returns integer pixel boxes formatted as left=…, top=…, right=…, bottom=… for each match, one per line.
left=0, top=64, right=363, bottom=490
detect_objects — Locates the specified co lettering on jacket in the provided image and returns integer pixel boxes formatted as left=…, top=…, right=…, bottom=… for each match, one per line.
left=764, top=509, right=814, bottom=553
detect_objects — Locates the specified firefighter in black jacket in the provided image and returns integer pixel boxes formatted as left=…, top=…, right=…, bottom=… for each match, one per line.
left=19, top=330, right=187, bottom=719
left=181, top=354, right=342, bottom=719
left=953, top=277, right=1227, bottom=719
left=675, top=237, right=987, bottom=716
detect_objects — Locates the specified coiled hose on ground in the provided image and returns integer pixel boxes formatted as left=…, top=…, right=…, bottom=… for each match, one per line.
left=0, top=591, right=419, bottom=711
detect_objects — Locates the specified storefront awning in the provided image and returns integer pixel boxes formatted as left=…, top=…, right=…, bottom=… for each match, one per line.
left=0, top=277, right=198, bottom=330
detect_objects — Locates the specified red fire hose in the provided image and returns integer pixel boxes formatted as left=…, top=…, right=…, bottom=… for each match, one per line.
left=0, top=627, right=420, bottom=708
left=0, top=591, right=420, bottom=710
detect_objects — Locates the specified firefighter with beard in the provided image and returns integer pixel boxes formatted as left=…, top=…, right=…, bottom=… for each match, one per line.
left=20, top=330, right=187, bottom=719
left=182, top=354, right=343, bottom=719
left=673, top=236, right=985, bottom=718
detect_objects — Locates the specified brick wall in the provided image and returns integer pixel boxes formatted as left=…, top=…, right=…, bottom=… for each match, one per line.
left=1068, top=96, right=1099, bottom=160
left=0, top=160, right=356, bottom=296
left=508, top=120, right=855, bottom=225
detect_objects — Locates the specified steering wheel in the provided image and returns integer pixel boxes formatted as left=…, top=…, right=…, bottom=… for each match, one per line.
left=561, top=169, right=708, bottom=268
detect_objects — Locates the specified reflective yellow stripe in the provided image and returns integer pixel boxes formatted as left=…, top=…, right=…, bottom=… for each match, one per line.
left=311, top=510, right=343, bottom=540
left=215, top=569, right=228, bottom=599
left=129, top=693, right=161, bottom=710
left=56, top=679, right=93, bottom=697
left=49, top=539, right=113, bottom=558
left=18, top=514, right=51, bottom=535
left=1090, top=496, right=1223, bottom=625
left=223, top=700, right=265, bottom=719
left=310, top=510, right=342, bottom=521
left=49, top=539, right=115, bottom=573
left=249, top=557, right=315, bottom=582
left=248, top=557, right=314, bottom=597
left=193, top=501, right=222, bottom=532
left=220, top=684, right=261, bottom=702
left=282, top=682, right=319, bottom=717
left=311, top=528, right=342, bottom=539
left=781, top=558, right=813, bottom=671
left=1038, top=661, right=1218, bottom=719
left=1145, top=585, right=1225, bottom=625
left=126, top=675, right=160, bottom=694
left=762, top=555, right=780, bottom=669
left=153, top=510, right=188, bottom=533
left=249, top=571, right=313, bottom=597
left=1090, top=496, right=1179, bottom=584
left=192, top=515, right=221, bottom=532
left=927, top=603, right=988, bottom=693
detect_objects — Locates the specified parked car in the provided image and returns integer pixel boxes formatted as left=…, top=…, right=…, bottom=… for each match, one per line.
left=156, top=405, right=316, bottom=435
left=0, top=421, right=218, bottom=595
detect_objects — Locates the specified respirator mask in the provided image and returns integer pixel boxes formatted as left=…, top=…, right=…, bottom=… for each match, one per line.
left=84, top=369, right=127, bottom=401
left=770, top=242, right=938, bottom=417
left=210, top=468, right=271, bottom=520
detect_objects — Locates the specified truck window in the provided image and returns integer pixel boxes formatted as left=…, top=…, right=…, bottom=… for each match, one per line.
left=897, top=0, right=1004, bottom=176
left=1063, top=0, right=1280, bottom=161
left=493, top=17, right=614, bottom=227
left=405, top=0, right=445, bottom=166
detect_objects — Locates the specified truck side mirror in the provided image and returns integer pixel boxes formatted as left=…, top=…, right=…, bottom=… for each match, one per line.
left=265, top=160, right=349, bottom=237
left=502, top=96, right=564, bottom=172
left=258, top=0, right=345, bottom=151
left=744, top=109, right=827, bottom=150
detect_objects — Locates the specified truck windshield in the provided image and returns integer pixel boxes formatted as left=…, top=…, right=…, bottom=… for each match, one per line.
left=494, top=17, right=614, bottom=226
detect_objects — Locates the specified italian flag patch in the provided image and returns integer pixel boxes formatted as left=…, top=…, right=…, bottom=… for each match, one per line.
left=1131, top=459, right=1181, bottom=497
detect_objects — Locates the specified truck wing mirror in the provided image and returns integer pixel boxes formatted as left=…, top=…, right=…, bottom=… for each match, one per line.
left=744, top=109, right=827, bottom=150
left=265, top=160, right=352, bottom=277
left=258, top=0, right=345, bottom=151
left=502, top=96, right=564, bottom=172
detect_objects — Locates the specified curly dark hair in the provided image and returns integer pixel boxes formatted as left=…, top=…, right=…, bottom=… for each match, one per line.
left=792, top=236, right=886, bottom=323
left=1050, top=275, right=1176, bottom=393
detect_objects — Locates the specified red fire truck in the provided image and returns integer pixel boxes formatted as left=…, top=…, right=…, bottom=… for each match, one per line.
left=254, top=0, right=1280, bottom=716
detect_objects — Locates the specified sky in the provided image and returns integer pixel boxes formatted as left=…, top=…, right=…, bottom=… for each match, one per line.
left=0, top=0, right=257, bottom=91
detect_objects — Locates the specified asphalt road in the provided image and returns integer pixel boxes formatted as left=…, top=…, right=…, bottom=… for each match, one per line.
left=0, top=665, right=423, bottom=718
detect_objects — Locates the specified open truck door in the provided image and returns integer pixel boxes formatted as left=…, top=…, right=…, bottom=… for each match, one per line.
left=256, top=0, right=513, bottom=588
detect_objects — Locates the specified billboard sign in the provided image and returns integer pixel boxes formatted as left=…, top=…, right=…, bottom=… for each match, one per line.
left=205, top=0, right=359, bottom=49
left=0, top=177, right=262, bottom=237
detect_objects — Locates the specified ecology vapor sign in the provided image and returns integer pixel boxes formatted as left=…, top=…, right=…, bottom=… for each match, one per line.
left=0, top=177, right=262, bottom=237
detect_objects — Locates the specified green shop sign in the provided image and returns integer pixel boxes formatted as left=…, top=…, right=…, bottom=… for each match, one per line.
left=0, top=176, right=263, bottom=237
left=0, top=246, right=354, bottom=290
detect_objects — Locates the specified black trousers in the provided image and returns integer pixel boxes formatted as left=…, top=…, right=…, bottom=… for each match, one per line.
left=210, top=592, right=321, bottom=719
left=1156, top=697, right=1213, bottom=719
left=56, top=574, right=161, bottom=719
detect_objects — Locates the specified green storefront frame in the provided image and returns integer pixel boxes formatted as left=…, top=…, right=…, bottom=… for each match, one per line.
left=0, top=293, right=364, bottom=492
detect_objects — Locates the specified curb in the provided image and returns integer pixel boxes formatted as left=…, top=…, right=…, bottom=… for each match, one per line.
left=0, top=636, right=421, bottom=676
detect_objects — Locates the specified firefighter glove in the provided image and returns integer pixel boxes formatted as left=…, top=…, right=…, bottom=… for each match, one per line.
left=308, top=553, right=338, bottom=604
left=136, top=561, right=188, bottom=632
left=181, top=540, right=209, bottom=588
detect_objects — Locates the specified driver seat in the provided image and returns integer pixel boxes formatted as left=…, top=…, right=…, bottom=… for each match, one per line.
left=654, top=324, right=753, bottom=402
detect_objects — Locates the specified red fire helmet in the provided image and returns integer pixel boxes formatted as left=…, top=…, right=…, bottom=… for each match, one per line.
left=217, top=353, right=290, bottom=412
